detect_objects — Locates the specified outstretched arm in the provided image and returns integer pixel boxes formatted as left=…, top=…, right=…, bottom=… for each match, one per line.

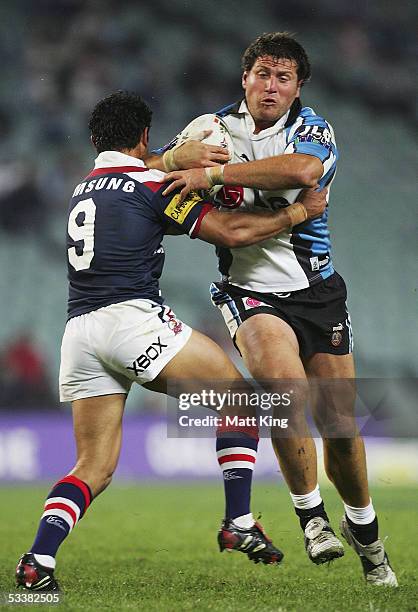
left=198, top=187, right=327, bottom=248
left=162, top=153, right=323, bottom=200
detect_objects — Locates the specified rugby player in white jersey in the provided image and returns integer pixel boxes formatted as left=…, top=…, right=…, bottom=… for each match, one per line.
left=156, top=33, right=397, bottom=586
left=15, top=91, right=330, bottom=591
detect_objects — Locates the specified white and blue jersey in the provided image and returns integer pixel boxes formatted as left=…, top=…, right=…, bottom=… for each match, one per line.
left=66, top=151, right=212, bottom=319
left=213, top=98, right=338, bottom=292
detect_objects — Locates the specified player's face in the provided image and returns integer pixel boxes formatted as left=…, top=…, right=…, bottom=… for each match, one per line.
left=242, top=56, right=302, bottom=133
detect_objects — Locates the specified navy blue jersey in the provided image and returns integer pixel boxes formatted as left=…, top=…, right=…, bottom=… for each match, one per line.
left=66, top=151, right=213, bottom=319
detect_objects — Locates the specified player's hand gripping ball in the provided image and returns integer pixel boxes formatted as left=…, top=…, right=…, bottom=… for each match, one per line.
left=173, top=114, right=234, bottom=196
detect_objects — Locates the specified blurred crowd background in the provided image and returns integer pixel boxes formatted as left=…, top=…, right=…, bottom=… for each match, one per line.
left=0, top=0, right=417, bottom=411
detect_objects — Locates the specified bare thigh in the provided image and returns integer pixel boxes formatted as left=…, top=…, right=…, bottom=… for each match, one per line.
left=236, top=314, right=311, bottom=435
left=236, top=314, right=304, bottom=379
left=145, top=329, right=245, bottom=394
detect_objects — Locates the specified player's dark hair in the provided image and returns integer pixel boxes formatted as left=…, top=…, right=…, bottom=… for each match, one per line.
left=89, top=91, right=152, bottom=153
left=242, top=32, right=311, bottom=84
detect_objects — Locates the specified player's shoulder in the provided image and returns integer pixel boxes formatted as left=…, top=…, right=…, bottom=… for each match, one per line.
left=285, top=104, right=335, bottom=145
left=297, top=106, right=332, bottom=129
left=120, top=166, right=165, bottom=186
left=70, top=166, right=165, bottom=206
left=215, top=100, right=242, bottom=119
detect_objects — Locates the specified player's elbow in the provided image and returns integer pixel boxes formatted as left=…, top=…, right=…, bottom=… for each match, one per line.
left=299, top=172, right=319, bottom=188
left=297, top=158, right=323, bottom=187
left=219, top=228, right=251, bottom=248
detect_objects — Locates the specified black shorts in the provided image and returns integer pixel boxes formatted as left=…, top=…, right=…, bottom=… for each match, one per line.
left=210, top=272, right=353, bottom=360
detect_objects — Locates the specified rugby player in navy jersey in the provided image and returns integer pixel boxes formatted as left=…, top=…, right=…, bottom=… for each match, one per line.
left=155, top=33, right=398, bottom=586
left=15, top=91, right=329, bottom=591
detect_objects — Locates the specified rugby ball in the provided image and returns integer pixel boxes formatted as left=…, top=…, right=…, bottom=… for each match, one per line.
left=175, top=114, right=234, bottom=195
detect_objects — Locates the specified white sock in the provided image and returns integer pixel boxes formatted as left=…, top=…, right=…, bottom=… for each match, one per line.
left=344, top=500, right=376, bottom=525
left=233, top=512, right=255, bottom=529
left=32, top=554, right=56, bottom=569
left=290, top=484, right=322, bottom=510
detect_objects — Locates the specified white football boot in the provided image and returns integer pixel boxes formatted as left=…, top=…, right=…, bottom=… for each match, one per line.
left=304, top=516, right=345, bottom=564
left=340, top=516, right=398, bottom=587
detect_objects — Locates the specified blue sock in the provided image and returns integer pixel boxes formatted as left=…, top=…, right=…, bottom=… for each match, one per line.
left=216, top=430, right=258, bottom=521
left=31, top=475, right=92, bottom=558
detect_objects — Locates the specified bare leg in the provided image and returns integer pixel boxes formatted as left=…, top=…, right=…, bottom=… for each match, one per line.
left=145, top=329, right=245, bottom=394
left=305, top=353, right=370, bottom=506
left=235, top=314, right=318, bottom=494
left=146, top=328, right=283, bottom=564
left=70, top=393, right=126, bottom=497
left=15, top=393, right=126, bottom=590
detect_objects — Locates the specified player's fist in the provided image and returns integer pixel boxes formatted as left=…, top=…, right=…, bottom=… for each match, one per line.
left=298, top=187, right=328, bottom=220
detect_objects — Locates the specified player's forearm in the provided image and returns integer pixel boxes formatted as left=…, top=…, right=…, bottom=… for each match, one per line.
left=222, top=154, right=322, bottom=190
left=201, top=203, right=307, bottom=248
left=144, top=153, right=165, bottom=171
left=162, top=154, right=324, bottom=201
left=227, top=205, right=306, bottom=247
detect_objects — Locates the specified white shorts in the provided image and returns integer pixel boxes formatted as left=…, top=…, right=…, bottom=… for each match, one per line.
left=59, top=299, right=192, bottom=402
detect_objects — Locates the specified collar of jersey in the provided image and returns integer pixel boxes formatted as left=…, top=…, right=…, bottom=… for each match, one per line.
left=94, top=150, right=147, bottom=169
left=238, top=100, right=290, bottom=140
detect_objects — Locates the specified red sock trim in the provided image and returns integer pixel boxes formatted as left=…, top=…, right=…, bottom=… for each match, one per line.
left=218, top=454, right=256, bottom=465
left=216, top=422, right=259, bottom=441
left=55, top=475, right=92, bottom=511
left=44, top=502, right=77, bottom=528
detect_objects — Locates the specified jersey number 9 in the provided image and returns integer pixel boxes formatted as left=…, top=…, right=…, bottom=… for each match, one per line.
left=67, top=198, right=96, bottom=271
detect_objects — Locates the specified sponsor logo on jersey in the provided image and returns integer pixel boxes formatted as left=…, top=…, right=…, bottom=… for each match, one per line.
left=215, top=185, right=244, bottom=209
left=127, top=336, right=169, bottom=375
left=246, top=297, right=262, bottom=308
left=164, top=192, right=202, bottom=224
left=294, top=125, right=332, bottom=150
left=331, top=323, right=344, bottom=346
left=161, top=307, right=183, bottom=335
left=243, top=297, right=273, bottom=311
left=168, top=319, right=182, bottom=335
left=310, top=256, right=320, bottom=271
left=310, top=255, right=330, bottom=271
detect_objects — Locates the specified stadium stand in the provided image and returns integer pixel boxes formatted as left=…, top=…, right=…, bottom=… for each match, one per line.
left=0, top=0, right=416, bottom=408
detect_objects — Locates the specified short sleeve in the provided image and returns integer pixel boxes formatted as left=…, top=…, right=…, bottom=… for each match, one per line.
left=285, top=114, right=338, bottom=179
left=151, top=188, right=214, bottom=238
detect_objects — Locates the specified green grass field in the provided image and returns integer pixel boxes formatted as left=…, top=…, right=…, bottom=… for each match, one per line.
left=0, top=484, right=416, bottom=611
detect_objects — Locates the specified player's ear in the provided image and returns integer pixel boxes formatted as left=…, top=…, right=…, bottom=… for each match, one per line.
left=296, top=80, right=303, bottom=97
left=141, top=127, right=150, bottom=148
left=242, top=71, right=248, bottom=90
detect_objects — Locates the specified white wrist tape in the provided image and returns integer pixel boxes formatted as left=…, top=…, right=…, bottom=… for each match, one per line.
left=285, top=203, right=308, bottom=227
left=162, top=147, right=180, bottom=172
left=204, top=165, right=225, bottom=188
